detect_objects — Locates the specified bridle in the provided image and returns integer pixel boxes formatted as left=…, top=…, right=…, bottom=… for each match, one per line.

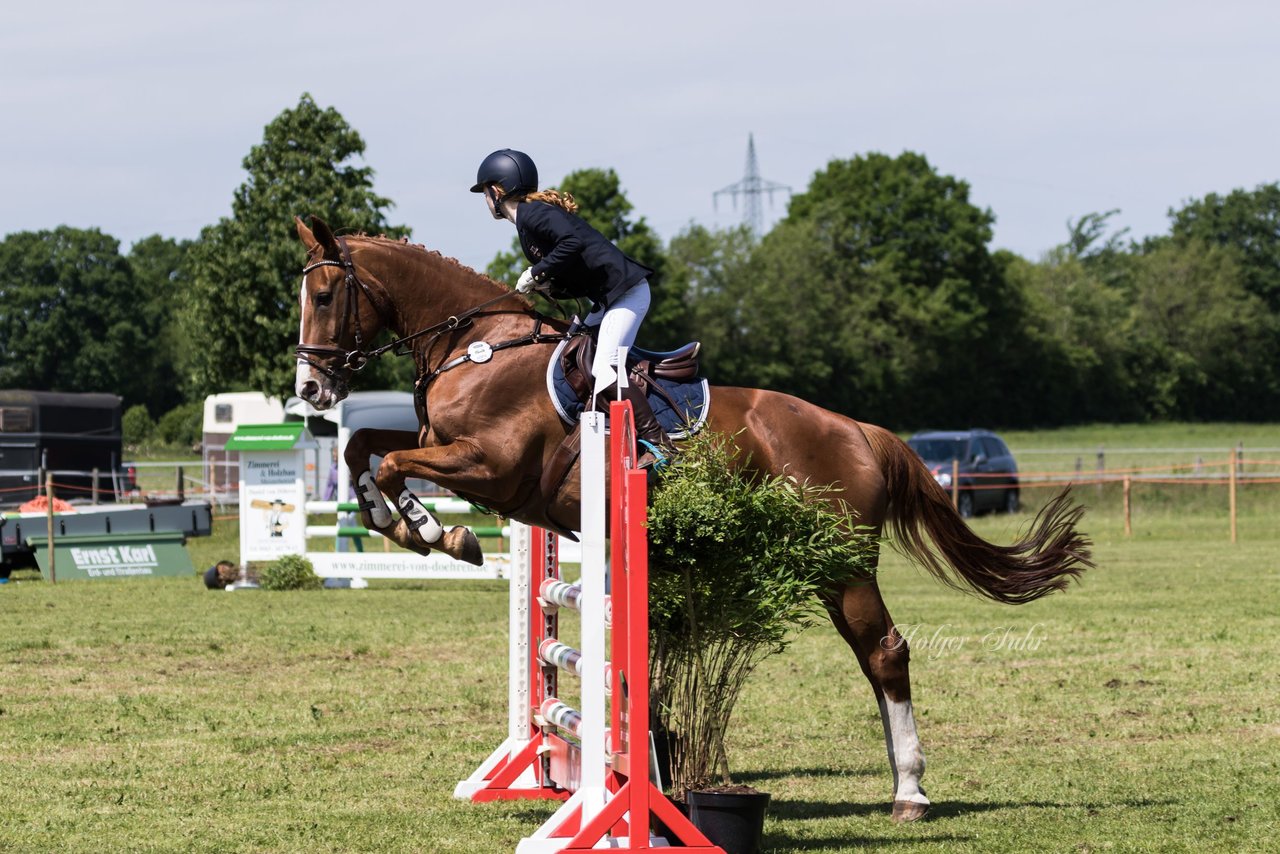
left=294, top=238, right=383, bottom=379
left=294, top=236, right=547, bottom=384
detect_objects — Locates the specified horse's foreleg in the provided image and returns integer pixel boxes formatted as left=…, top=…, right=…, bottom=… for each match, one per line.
left=374, top=440, right=500, bottom=566
left=824, top=572, right=930, bottom=823
left=344, top=428, right=420, bottom=535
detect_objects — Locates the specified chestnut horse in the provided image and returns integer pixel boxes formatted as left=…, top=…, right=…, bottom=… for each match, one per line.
left=292, top=216, right=1092, bottom=822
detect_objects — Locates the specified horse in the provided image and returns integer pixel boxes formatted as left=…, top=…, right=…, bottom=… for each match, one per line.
left=291, top=215, right=1092, bottom=822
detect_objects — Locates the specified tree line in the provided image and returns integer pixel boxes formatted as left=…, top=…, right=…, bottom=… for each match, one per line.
left=2, top=94, right=1277, bottom=434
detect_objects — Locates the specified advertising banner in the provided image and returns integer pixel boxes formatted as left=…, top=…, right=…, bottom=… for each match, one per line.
left=308, top=551, right=509, bottom=581
left=28, top=531, right=194, bottom=581
left=239, top=450, right=307, bottom=563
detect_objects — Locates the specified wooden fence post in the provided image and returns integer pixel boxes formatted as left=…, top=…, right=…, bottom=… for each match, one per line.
left=46, top=473, right=56, bottom=584
left=951, top=458, right=959, bottom=509
left=1229, top=451, right=1238, bottom=544
left=1123, top=476, right=1132, bottom=536
left=91, top=468, right=100, bottom=505
left=1095, top=445, right=1105, bottom=496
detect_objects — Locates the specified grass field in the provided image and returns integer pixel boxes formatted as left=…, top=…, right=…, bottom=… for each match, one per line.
left=3, top=424, right=1279, bottom=852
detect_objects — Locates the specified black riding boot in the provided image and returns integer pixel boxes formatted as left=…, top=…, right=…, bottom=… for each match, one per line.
left=595, top=383, right=674, bottom=468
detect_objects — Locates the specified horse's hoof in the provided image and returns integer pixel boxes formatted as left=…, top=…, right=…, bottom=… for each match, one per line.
left=892, top=800, right=929, bottom=823
left=446, top=527, right=484, bottom=566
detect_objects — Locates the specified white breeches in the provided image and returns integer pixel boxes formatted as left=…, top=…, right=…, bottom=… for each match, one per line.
left=585, top=280, right=650, bottom=397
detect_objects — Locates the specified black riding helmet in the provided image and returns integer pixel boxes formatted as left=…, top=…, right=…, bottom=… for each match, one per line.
left=470, top=149, right=538, bottom=201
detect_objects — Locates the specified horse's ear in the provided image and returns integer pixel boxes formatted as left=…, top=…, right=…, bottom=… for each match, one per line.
left=297, top=215, right=340, bottom=259
left=295, top=216, right=318, bottom=252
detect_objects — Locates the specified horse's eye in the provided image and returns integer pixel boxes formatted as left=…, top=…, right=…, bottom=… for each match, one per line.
left=315, top=291, right=333, bottom=307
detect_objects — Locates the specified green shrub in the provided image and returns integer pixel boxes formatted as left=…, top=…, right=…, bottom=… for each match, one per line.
left=646, top=429, right=878, bottom=795
left=122, top=404, right=155, bottom=447
left=156, top=402, right=203, bottom=447
left=259, top=555, right=323, bottom=591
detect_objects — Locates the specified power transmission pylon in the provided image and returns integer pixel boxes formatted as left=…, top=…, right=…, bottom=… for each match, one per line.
left=713, top=133, right=791, bottom=236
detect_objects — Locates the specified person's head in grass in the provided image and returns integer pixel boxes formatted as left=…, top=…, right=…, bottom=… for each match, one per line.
left=203, top=560, right=238, bottom=590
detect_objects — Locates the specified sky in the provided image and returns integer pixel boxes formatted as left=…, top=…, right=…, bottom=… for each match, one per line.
left=3, top=1, right=1277, bottom=272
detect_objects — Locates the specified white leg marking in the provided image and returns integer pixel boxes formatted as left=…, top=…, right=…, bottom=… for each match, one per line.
left=877, top=696, right=901, bottom=796
left=880, top=695, right=928, bottom=805
left=357, top=471, right=393, bottom=528
left=398, top=488, right=443, bottom=544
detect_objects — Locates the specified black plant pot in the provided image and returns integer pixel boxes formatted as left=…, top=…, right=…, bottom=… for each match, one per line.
left=651, top=797, right=690, bottom=846
left=688, top=789, right=771, bottom=854
left=651, top=723, right=677, bottom=789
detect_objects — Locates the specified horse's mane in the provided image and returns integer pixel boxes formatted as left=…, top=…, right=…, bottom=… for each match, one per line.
left=342, top=232, right=536, bottom=309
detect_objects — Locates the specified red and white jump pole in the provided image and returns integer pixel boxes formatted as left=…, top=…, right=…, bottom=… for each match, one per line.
left=455, top=401, right=721, bottom=852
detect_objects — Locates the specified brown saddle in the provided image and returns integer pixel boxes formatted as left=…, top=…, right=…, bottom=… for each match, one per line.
left=538, top=333, right=702, bottom=534
left=560, top=332, right=701, bottom=403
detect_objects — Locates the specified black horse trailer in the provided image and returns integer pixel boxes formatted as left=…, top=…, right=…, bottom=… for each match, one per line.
left=0, top=390, right=130, bottom=506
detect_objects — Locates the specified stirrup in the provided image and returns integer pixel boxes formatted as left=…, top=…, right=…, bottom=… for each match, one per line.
left=636, top=439, right=671, bottom=472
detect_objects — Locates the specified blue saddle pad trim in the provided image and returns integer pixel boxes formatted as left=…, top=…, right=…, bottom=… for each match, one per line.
left=546, top=339, right=710, bottom=439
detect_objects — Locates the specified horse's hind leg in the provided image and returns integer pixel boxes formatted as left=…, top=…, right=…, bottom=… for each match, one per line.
left=824, top=573, right=930, bottom=823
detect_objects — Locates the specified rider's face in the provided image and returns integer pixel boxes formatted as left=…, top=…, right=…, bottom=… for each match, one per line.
left=483, top=185, right=501, bottom=218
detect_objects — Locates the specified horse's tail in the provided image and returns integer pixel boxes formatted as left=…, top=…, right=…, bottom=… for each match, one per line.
left=862, top=424, right=1093, bottom=604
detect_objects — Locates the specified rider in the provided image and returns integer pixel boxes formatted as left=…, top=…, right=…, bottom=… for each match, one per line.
left=471, top=148, right=672, bottom=465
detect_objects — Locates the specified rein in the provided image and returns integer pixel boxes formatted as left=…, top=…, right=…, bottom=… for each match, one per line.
left=418, top=316, right=571, bottom=386
left=295, top=236, right=566, bottom=383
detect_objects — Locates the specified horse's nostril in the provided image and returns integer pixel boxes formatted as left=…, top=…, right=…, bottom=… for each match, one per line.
left=301, top=380, right=321, bottom=400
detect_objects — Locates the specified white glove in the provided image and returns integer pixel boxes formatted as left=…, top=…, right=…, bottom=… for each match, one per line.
left=516, top=267, right=537, bottom=293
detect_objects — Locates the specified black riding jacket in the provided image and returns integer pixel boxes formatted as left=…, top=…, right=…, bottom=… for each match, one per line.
left=516, top=200, right=654, bottom=309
